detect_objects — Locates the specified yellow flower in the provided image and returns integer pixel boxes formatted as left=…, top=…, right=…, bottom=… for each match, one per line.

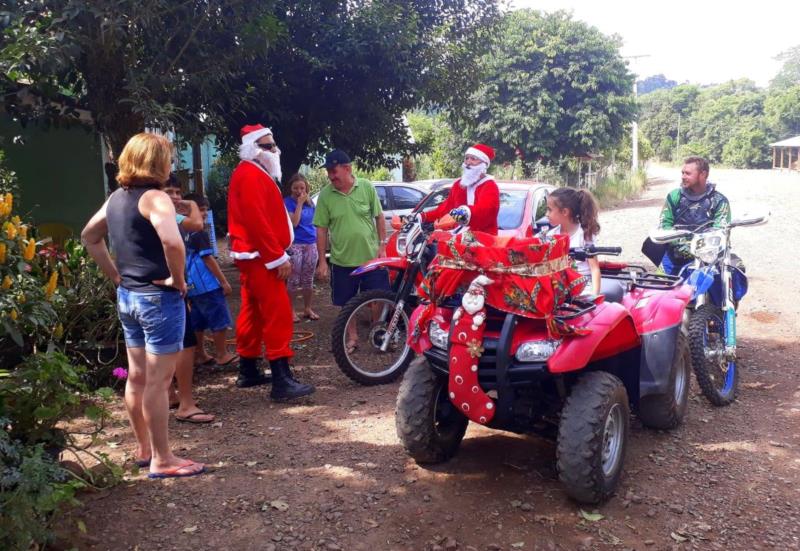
left=54, top=322, right=64, bottom=340
left=23, top=239, right=35, bottom=261
left=19, top=225, right=27, bottom=239
left=0, top=243, right=5, bottom=264
left=45, top=271, right=58, bottom=299
left=17, top=292, right=25, bottom=303
left=10, top=215, right=21, bottom=228
left=9, top=308, right=17, bottom=321
left=3, top=221, right=16, bottom=240
left=1, top=275, right=11, bottom=290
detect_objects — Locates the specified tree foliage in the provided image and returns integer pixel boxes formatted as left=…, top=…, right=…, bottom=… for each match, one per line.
left=220, top=0, right=500, bottom=179
left=770, top=46, right=800, bottom=91
left=0, top=0, right=280, bottom=155
left=450, top=10, right=635, bottom=170
left=637, top=74, right=678, bottom=95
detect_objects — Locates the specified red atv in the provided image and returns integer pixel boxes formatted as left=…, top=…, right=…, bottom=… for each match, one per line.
left=395, top=240, right=693, bottom=504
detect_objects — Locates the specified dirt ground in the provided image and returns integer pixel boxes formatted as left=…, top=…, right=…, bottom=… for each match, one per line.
left=59, top=166, right=800, bottom=551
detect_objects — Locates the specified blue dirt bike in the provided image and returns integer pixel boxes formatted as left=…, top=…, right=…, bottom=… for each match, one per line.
left=648, top=213, right=768, bottom=406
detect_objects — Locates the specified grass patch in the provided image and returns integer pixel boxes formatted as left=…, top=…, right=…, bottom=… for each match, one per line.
left=594, top=168, right=648, bottom=208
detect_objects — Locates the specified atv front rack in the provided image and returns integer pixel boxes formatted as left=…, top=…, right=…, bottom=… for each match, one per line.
left=601, top=264, right=682, bottom=290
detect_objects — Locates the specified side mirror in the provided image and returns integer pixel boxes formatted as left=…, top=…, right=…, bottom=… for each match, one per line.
left=391, top=214, right=403, bottom=230
left=648, top=227, right=692, bottom=244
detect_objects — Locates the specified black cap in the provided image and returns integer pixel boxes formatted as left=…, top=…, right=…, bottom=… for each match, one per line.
left=323, top=149, right=351, bottom=169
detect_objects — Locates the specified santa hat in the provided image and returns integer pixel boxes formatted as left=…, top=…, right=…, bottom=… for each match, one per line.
left=465, top=144, right=495, bottom=165
left=240, top=124, right=273, bottom=145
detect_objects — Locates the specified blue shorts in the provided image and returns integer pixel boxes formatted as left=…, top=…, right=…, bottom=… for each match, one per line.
left=117, top=287, right=185, bottom=355
left=188, top=288, right=232, bottom=332
left=330, top=264, right=390, bottom=307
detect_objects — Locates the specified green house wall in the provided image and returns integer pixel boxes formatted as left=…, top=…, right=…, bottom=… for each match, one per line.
left=1, top=117, right=105, bottom=236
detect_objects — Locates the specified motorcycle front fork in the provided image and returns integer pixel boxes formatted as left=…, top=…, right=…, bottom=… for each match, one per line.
left=693, top=268, right=737, bottom=362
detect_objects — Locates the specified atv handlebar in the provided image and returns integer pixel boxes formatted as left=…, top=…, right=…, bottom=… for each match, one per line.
left=569, top=245, right=622, bottom=261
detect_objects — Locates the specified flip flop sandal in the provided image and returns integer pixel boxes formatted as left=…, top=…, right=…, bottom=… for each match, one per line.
left=175, top=411, right=215, bottom=424
left=216, top=354, right=239, bottom=368
left=148, top=460, right=206, bottom=479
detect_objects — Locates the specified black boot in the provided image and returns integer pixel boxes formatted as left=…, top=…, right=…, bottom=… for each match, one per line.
left=236, top=357, right=271, bottom=388
left=269, top=357, right=315, bottom=401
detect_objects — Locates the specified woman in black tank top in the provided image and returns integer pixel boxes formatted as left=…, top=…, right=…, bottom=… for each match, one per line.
left=81, top=133, right=204, bottom=478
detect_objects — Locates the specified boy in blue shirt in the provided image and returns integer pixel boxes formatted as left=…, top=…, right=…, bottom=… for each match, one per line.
left=183, top=193, right=237, bottom=367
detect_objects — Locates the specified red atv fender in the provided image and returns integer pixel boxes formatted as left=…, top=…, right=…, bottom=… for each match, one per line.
left=547, top=302, right=640, bottom=375
left=622, top=284, right=693, bottom=335
left=623, top=284, right=692, bottom=399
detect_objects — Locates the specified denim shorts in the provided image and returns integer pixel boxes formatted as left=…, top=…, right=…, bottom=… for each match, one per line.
left=117, top=287, right=185, bottom=355
left=188, top=288, right=232, bottom=333
left=330, top=264, right=390, bottom=307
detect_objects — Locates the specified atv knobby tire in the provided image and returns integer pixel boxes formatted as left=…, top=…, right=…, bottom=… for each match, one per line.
left=557, top=371, right=630, bottom=504
left=689, top=303, right=737, bottom=406
left=332, top=289, right=413, bottom=386
left=638, top=333, right=691, bottom=430
left=396, top=357, right=468, bottom=464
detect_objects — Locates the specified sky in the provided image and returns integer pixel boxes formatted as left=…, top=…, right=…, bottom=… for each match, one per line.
left=511, top=0, right=800, bottom=88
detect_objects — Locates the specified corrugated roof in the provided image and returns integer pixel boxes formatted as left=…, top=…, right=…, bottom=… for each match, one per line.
left=770, top=136, right=800, bottom=147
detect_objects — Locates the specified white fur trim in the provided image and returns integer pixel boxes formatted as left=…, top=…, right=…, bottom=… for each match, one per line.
left=466, top=176, right=491, bottom=205
left=241, top=127, right=273, bottom=145
left=265, top=253, right=290, bottom=270
left=230, top=250, right=261, bottom=260
left=465, top=146, right=490, bottom=164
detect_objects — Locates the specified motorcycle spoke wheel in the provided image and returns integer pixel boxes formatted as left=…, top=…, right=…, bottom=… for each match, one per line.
left=332, top=290, right=413, bottom=385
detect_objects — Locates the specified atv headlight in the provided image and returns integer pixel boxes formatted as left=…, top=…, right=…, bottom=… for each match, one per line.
left=515, top=340, right=560, bottom=362
left=691, top=231, right=725, bottom=264
left=429, top=321, right=449, bottom=350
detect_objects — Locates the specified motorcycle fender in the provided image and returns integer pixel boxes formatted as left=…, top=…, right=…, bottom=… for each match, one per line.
left=687, top=266, right=716, bottom=300
left=639, top=323, right=681, bottom=399
left=548, top=303, right=640, bottom=374
left=351, top=257, right=408, bottom=276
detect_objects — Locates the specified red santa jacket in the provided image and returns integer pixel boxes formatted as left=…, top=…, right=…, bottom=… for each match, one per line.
left=421, top=177, right=499, bottom=235
left=227, top=160, right=293, bottom=268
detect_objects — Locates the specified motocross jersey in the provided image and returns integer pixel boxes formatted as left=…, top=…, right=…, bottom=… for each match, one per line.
left=659, top=183, right=731, bottom=263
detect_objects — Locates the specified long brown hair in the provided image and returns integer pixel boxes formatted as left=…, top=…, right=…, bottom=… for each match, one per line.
left=549, top=187, right=600, bottom=240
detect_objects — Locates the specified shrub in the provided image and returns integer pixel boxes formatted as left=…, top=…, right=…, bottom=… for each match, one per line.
left=1, top=422, right=83, bottom=551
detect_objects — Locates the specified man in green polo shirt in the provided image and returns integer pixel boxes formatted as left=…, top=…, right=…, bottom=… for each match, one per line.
left=314, top=149, right=389, bottom=347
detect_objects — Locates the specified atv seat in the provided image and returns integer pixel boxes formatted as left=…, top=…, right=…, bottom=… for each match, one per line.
left=599, top=278, right=625, bottom=304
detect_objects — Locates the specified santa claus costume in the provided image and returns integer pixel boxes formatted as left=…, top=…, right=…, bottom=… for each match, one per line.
left=421, top=143, right=500, bottom=235
left=228, top=124, right=314, bottom=401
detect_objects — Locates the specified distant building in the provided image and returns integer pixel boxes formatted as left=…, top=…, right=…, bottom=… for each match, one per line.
left=770, top=136, right=800, bottom=170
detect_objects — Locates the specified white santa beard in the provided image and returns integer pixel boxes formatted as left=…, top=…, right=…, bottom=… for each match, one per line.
left=459, top=163, right=486, bottom=188
left=260, top=151, right=282, bottom=182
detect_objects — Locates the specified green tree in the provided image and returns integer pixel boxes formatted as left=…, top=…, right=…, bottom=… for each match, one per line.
left=638, top=84, right=699, bottom=161
left=0, top=1, right=279, bottom=156
left=451, top=9, right=635, bottom=172
left=765, top=85, right=800, bottom=138
left=222, top=0, right=500, bottom=179
left=770, top=45, right=800, bottom=91
left=406, top=111, right=462, bottom=178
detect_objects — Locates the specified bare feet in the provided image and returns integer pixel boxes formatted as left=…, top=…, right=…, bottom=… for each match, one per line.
left=303, top=309, right=320, bottom=320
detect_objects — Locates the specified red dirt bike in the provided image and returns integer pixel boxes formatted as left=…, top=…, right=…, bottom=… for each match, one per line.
left=330, top=217, right=435, bottom=385
left=395, top=245, right=694, bottom=504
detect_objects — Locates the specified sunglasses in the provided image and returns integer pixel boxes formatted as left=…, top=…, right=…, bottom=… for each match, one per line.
left=257, top=142, right=277, bottom=151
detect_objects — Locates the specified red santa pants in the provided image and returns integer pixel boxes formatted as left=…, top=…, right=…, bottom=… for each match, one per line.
left=235, top=260, right=294, bottom=361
